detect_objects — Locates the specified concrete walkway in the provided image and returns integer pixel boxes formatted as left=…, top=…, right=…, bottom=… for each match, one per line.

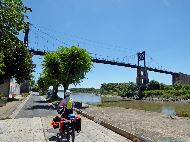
left=0, top=116, right=131, bottom=142
left=42, top=116, right=131, bottom=142
left=0, top=117, right=46, bottom=142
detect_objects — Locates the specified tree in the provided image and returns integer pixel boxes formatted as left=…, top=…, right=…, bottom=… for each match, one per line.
left=147, top=80, right=160, bottom=90
left=0, top=35, right=34, bottom=83
left=0, top=0, right=33, bottom=84
left=0, top=0, right=32, bottom=36
left=42, top=46, right=93, bottom=98
left=29, top=75, right=35, bottom=88
left=57, top=46, right=93, bottom=98
left=173, top=83, right=183, bottom=90
left=37, top=75, right=48, bottom=95
left=42, top=52, right=60, bottom=98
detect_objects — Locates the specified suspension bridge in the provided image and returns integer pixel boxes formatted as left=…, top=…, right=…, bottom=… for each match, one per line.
left=26, top=24, right=190, bottom=86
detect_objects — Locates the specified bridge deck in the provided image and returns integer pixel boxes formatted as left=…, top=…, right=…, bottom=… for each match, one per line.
left=92, top=59, right=177, bottom=75
left=29, top=49, right=178, bottom=75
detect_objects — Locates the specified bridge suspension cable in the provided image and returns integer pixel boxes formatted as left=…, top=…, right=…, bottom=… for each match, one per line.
left=146, top=52, right=175, bottom=73
left=29, top=23, right=138, bottom=56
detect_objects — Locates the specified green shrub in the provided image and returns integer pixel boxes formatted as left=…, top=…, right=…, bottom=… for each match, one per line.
left=176, top=111, right=189, bottom=117
left=184, top=94, right=190, bottom=99
left=112, top=92, right=118, bottom=95
left=0, top=116, right=12, bottom=120
left=0, top=92, right=4, bottom=100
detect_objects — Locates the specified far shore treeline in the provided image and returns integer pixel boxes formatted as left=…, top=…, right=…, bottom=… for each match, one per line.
left=70, top=80, right=190, bottom=100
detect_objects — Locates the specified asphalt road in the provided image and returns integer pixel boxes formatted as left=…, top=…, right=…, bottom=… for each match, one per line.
left=15, top=93, right=57, bottom=118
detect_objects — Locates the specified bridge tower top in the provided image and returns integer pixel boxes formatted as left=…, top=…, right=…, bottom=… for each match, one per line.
left=137, top=51, right=146, bottom=67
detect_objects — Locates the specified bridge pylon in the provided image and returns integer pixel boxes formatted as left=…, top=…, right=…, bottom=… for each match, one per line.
left=136, top=51, right=149, bottom=86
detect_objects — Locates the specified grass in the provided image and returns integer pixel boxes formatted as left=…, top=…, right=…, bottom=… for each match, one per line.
left=22, top=93, right=30, bottom=97
left=0, top=116, right=12, bottom=120
left=97, top=100, right=190, bottom=118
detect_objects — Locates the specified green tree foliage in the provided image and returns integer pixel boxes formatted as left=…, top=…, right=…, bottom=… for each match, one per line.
left=37, top=75, right=48, bottom=95
left=100, top=82, right=138, bottom=97
left=29, top=75, right=35, bottom=88
left=100, top=80, right=190, bottom=100
left=70, top=88, right=99, bottom=93
left=0, top=35, right=33, bottom=83
left=0, top=0, right=31, bottom=36
left=31, top=84, right=40, bottom=92
left=160, top=83, right=172, bottom=90
left=146, top=80, right=160, bottom=90
left=41, top=46, right=93, bottom=98
left=173, top=83, right=183, bottom=90
left=42, top=52, right=60, bottom=98
left=57, top=46, right=93, bottom=98
left=0, top=0, right=33, bottom=83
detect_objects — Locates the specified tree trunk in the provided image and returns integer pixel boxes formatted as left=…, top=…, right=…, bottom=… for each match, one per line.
left=63, top=83, right=69, bottom=99
left=53, top=84, right=59, bottom=98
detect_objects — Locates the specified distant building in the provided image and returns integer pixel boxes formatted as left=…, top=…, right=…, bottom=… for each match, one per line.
left=0, top=78, right=20, bottom=98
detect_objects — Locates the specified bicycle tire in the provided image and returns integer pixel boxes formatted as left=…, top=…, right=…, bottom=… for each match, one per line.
left=71, top=126, right=75, bottom=142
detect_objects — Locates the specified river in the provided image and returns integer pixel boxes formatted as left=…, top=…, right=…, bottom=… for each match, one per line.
left=57, top=92, right=101, bottom=104
left=57, top=92, right=190, bottom=116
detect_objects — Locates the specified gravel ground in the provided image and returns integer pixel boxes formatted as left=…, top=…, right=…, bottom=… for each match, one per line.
left=82, top=106, right=190, bottom=142
left=42, top=116, right=131, bottom=142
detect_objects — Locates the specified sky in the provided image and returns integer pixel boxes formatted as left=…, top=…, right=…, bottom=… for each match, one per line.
left=23, top=0, right=190, bottom=89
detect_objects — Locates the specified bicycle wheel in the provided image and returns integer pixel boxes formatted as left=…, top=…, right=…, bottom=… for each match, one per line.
left=71, top=126, right=75, bottom=142
left=66, top=133, right=70, bottom=142
left=66, top=126, right=70, bottom=142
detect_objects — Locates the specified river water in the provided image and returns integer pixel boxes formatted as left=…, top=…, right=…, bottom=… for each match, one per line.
left=57, top=92, right=183, bottom=116
left=161, top=107, right=176, bottom=116
left=57, top=92, right=101, bottom=104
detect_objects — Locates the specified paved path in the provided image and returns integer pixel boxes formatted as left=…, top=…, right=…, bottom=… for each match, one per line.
left=0, top=93, right=131, bottom=142
left=15, top=93, right=57, bottom=118
left=0, top=116, right=131, bottom=142
left=0, top=117, right=46, bottom=142
left=42, top=116, right=131, bottom=142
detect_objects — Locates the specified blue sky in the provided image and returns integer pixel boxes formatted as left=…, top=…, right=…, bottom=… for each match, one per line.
left=24, top=0, right=190, bottom=89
